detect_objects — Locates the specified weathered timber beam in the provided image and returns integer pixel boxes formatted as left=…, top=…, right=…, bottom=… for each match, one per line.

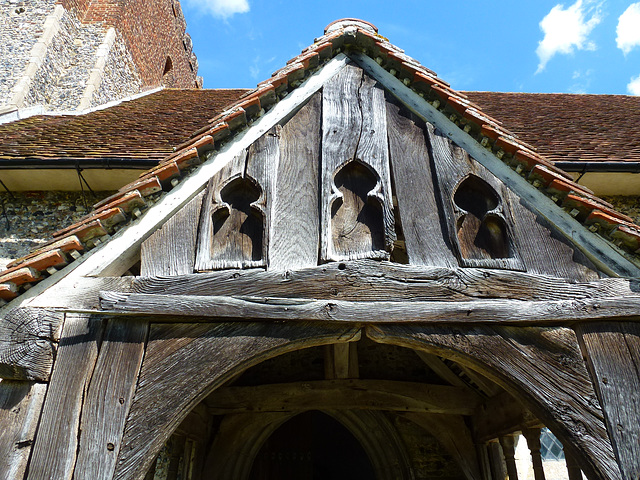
left=205, top=379, right=479, bottom=415
left=0, top=308, right=62, bottom=380
left=350, top=51, right=640, bottom=278
left=132, top=260, right=636, bottom=302
left=473, top=391, right=542, bottom=442
left=99, top=291, right=640, bottom=325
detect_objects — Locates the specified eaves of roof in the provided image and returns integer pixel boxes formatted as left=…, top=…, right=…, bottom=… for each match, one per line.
left=0, top=88, right=248, bottom=165
left=2, top=18, right=640, bottom=304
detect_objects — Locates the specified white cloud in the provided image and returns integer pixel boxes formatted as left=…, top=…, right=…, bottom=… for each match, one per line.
left=628, top=74, right=640, bottom=95
left=185, top=0, right=249, bottom=19
left=536, top=0, right=602, bottom=73
left=616, top=3, right=640, bottom=54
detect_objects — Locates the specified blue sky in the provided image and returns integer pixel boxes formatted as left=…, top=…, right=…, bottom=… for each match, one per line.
left=180, top=0, right=640, bottom=95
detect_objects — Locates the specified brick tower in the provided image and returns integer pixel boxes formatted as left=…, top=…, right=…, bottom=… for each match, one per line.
left=0, top=0, right=199, bottom=114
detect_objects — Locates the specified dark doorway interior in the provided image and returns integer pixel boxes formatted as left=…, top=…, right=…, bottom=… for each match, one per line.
left=249, top=411, right=376, bottom=480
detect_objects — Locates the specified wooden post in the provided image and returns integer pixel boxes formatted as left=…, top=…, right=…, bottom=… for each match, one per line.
left=499, top=435, right=518, bottom=480
left=564, top=450, right=583, bottom=480
left=487, top=441, right=507, bottom=480
left=522, top=428, right=546, bottom=480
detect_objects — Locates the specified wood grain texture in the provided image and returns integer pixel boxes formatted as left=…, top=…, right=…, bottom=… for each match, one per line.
left=367, top=324, right=619, bottom=480
left=426, top=123, right=524, bottom=271
left=100, top=290, right=640, bottom=326
left=27, top=314, right=104, bottom=480
left=385, top=94, right=457, bottom=267
left=132, top=259, right=635, bottom=303
left=205, top=379, right=479, bottom=415
left=351, top=51, right=640, bottom=277
left=26, top=276, right=134, bottom=311
left=0, top=308, right=62, bottom=381
left=0, top=380, right=47, bottom=480
left=404, top=413, right=482, bottom=480
left=195, top=150, right=252, bottom=270
left=577, top=322, right=640, bottom=480
left=140, top=192, right=205, bottom=276
left=269, top=91, right=322, bottom=270
left=321, top=63, right=394, bottom=261
left=113, top=322, right=361, bottom=480
left=73, top=318, right=148, bottom=480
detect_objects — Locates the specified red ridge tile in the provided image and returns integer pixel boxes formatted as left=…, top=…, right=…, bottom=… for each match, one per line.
left=563, top=194, right=634, bottom=224
left=173, top=147, right=201, bottom=169
left=0, top=267, right=41, bottom=286
left=7, top=236, right=84, bottom=269
left=0, top=282, right=18, bottom=300
left=611, top=225, right=640, bottom=250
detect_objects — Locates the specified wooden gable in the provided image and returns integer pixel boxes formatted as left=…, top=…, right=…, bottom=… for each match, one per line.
left=140, top=63, right=599, bottom=282
left=4, top=24, right=640, bottom=480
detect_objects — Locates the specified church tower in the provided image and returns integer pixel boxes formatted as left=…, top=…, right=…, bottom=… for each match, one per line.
left=0, top=0, right=199, bottom=115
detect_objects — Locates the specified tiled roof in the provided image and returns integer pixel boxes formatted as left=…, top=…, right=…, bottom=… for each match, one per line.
left=3, top=89, right=639, bottom=168
left=2, top=18, right=640, bottom=302
left=464, top=91, right=640, bottom=164
left=0, top=88, right=247, bottom=163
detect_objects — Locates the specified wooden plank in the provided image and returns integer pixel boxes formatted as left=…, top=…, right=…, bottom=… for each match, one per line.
left=385, top=94, right=457, bottom=267
left=27, top=313, right=104, bottom=480
left=27, top=276, right=134, bottom=311
left=350, top=50, right=640, bottom=278
left=367, top=324, right=620, bottom=480
left=245, top=125, right=280, bottom=267
left=132, top=260, right=632, bottom=303
left=195, top=150, right=249, bottom=270
left=73, top=318, right=148, bottom=480
left=473, top=391, right=541, bottom=442
left=140, top=192, right=205, bottom=276
left=426, top=123, right=524, bottom=271
left=1, top=55, right=351, bottom=315
left=0, top=308, right=62, bottom=381
left=0, top=380, right=47, bottom=480
left=113, top=322, right=360, bottom=480
left=577, top=322, right=640, bottom=480
left=404, top=413, right=482, bottom=480
left=321, top=64, right=394, bottom=261
left=205, top=379, right=479, bottom=415
left=269, top=91, right=322, bottom=270
left=504, top=186, right=599, bottom=282
left=100, top=290, right=640, bottom=326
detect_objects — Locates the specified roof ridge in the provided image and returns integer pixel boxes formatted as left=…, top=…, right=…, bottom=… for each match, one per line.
left=2, top=18, right=639, bottom=304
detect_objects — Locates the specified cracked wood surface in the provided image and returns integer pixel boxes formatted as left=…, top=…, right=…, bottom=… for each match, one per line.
left=0, top=380, right=46, bottom=480
left=367, top=324, right=620, bottom=480
left=0, top=308, right=62, bottom=380
left=27, top=314, right=104, bottom=480
left=132, top=260, right=635, bottom=302
left=577, top=322, right=640, bottom=480
left=321, top=63, right=394, bottom=261
left=99, top=290, right=640, bottom=325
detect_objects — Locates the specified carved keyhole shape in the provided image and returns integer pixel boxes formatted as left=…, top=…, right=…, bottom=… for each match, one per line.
left=454, top=176, right=509, bottom=260
left=331, top=161, right=385, bottom=258
left=211, top=177, right=264, bottom=263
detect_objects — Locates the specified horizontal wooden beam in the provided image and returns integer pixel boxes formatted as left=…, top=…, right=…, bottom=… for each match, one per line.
left=99, top=291, right=640, bottom=325
left=132, top=260, right=635, bottom=303
left=205, top=379, right=479, bottom=415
